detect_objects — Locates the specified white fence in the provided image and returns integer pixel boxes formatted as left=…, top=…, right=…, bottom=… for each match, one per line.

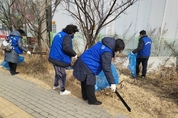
left=114, top=56, right=177, bottom=72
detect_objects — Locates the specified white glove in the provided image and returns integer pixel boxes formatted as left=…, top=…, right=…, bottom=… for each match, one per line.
left=71, top=55, right=78, bottom=66
left=110, top=84, right=116, bottom=92
left=27, top=51, right=31, bottom=55
left=74, top=55, right=78, bottom=58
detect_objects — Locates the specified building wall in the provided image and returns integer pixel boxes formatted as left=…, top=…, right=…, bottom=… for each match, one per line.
left=52, top=0, right=178, bottom=57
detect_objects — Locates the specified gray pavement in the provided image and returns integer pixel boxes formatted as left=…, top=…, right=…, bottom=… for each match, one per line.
left=0, top=70, right=129, bottom=118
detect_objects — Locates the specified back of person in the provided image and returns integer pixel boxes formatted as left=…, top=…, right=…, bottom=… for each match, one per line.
left=4, top=29, right=31, bottom=75
left=73, top=37, right=125, bottom=105
left=73, top=37, right=116, bottom=85
left=138, top=36, right=152, bottom=58
left=132, top=30, right=152, bottom=78
left=48, top=24, right=79, bottom=95
left=49, top=31, right=72, bottom=65
left=5, top=31, right=25, bottom=63
left=81, top=41, right=112, bottom=75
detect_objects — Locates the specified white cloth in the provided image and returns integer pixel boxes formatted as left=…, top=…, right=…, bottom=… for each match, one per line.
left=27, top=51, right=31, bottom=54
left=111, top=84, right=116, bottom=92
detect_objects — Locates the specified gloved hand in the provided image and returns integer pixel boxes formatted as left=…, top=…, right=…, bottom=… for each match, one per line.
left=71, top=55, right=78, bottom=66
left=27, top=51, right=31, bottom=55
left=74, top=55, right=78, bottom=58
left=110, top=84, right=116, bottom=92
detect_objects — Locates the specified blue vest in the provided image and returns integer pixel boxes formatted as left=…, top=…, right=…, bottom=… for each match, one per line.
left=8, top=35, right=23, bottom=54
left=81, top=42, right=112, bottom=75
left=138, top=36, right=152, bottom=57
left=49, top=31, right=72, bottom=64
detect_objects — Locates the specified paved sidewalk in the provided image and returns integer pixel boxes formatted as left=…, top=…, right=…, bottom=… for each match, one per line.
left=0, top=70, right=129, bottom=118
left=0, top=96, right=34, bottom=118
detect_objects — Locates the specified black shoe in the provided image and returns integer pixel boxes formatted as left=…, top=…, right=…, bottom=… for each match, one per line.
left=10, top=71, right=20, bottom=75
left=89, top=101, right=102, bottom=105
left=82, top=97, right=88, bottom=101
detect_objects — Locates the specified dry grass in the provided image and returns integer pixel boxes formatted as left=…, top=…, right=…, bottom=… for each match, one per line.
left=0, top=52, right=178, bottom=118
left=17, top=54, right=54, bottom=86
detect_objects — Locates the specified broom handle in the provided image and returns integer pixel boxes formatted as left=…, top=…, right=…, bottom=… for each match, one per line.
left=115, top=90, right=131, bottom=112
left=31, top=52, right=46, bottom=55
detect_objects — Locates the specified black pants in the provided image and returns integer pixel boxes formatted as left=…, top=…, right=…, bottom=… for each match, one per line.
left=136, top=57, right=149, bottom=76
left=81, top=80, right=97, bottom=104
left=8, top=62, right=17, bottom=73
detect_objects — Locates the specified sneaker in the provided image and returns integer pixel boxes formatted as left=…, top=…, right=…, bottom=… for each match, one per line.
left=53, top=86, right=60, bottom=90
left=60, top=90, right=71, bottom=95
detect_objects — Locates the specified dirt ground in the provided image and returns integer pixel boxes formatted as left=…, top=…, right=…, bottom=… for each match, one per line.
left=0, top=54, right=178, bottom=118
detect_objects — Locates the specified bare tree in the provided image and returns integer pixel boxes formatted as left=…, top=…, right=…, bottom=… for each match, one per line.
left=0, top=0, right=62, bottom=51
left=16, top=0, right=62, bottom=51
left=0, top=0, right=25, bottom=31
left=62, top=0, right=139, bottom=50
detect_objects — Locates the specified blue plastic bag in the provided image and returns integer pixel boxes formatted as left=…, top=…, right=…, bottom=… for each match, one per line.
left=1, top=56, right=24, bottom=70
left=95, top=63, right=119, bottom=92
left=127, top=52, right=136, bottom=78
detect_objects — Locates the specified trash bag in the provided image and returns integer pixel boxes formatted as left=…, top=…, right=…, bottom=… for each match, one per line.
left=1, top=56, right=24, bottom=70
left=127, top=52, right=136, bottom=78
left=95, top=63, right=119, bottom=92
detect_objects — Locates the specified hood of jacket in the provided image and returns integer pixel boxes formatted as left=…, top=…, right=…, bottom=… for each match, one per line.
left=101, top=37, right=115, bottom=52
left=9, top=31, right=22, bottom=37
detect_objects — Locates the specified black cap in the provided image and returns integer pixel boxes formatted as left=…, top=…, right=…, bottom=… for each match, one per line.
left=139, top=30, right=146, bottom=35
left=63, top=24, right=79, bottom=34
left=17, top=29, right=26, bottom=36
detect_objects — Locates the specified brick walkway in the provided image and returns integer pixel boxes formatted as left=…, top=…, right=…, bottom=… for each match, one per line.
left=0, top=96, right=34, bottom=118
left=0, top=69, right=129, bottom=118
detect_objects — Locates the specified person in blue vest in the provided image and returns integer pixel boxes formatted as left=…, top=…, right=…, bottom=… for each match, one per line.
left=4, top=29, right=31, bottom=75
left=73, top=37, right=125, bottom=105
left=132, top=30, right=152, bottom=78
left=48, top=24, right=79, bottom=95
